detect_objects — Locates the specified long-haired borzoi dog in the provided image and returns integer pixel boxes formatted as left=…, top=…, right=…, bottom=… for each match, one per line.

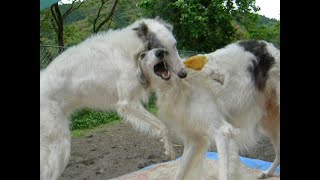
left=138, top=40, right=280, bottom=180
left=40, top=17, right=187, bottom=180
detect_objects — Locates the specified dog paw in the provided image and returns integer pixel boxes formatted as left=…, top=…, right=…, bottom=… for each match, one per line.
left=168, top=144, right=176, bottom=160
left=163, top=140, right=176, bottom=160
left=257, top=172, right=273, bottom=179
left=160, top=127, right=176, bottom=160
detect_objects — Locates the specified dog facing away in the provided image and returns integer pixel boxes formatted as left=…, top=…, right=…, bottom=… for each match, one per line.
left=40, top=17, right=187, bottom=180
left=138, top=40, right=280, bottom=180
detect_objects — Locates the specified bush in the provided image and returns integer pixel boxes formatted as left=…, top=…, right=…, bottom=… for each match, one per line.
left=70, top=93, right=159, bottom=130
left=71, top=109, right=121, bottom=130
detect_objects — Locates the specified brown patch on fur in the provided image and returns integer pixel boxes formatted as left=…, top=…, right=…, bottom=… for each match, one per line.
left=133, top=22, right=149, bottom=38
left=261, top=90, right=280, bottom=137
left=133, top=21, right=164, bottom=51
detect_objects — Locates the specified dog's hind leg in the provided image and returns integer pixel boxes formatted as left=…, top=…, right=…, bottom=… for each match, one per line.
left=40, top=137, right=71, bottom=180
left=40, top=103, right=71, bottom=180
left=257, top=135, right=279, bottom=179
left=175, top=136, right=210, bottom=180
left=213, top=123, right=241, bottom=180
left=117, top=100, right=175, bottom=160
left=258, top=121, right=280, bottom=178
left=258, top=96, right=280, bottom=179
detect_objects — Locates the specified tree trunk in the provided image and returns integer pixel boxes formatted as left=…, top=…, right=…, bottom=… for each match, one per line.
left=53, top=3, right=64, bottom=53
left=93, top=0, right=118, bottom=33
left=49, top=1, right=83, bottom=52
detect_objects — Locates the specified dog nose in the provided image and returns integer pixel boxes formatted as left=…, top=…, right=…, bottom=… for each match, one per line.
left=155, top=49, right=165, bottom=59
left=178, top=69, right=187, bottom=78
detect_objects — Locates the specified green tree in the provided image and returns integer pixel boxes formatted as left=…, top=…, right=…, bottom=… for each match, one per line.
left=41, top=0, right=143, bottom=47
left=92, top=0, right=119, bottom=33
left=138, top=0, right=259, bottom=52
left=249, top=20, right=280, bottom=47
left=50, top=0, right=84, bottom=52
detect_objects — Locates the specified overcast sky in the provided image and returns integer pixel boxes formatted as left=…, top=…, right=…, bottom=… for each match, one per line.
left=256, top=0, right=280, bottom=20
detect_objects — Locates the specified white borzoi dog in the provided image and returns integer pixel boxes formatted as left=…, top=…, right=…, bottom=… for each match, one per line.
left=40, top=17, right=187, bottom=180
left=138, top=40, right=280, bottom=180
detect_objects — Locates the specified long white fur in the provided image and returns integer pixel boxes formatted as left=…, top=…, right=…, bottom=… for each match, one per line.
left=139, top=40, right=280, bottom=180
left=40, top=18, right=183, bottom=180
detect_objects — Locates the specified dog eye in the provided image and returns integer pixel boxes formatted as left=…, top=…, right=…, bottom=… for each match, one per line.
left=140, top=53, right=146, bottom=59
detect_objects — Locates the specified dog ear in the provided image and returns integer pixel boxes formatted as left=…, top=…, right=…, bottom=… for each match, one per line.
left=136, top=66, right=149, bottom=88
left=155, top=16, right=173, bottom=32
left=133, top=22, right=149, bottom=39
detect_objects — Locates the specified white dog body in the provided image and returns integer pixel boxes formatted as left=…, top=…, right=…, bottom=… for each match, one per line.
left=139, top=40, right=280, bottom=180
left=40, top=18, right=186, bottom=180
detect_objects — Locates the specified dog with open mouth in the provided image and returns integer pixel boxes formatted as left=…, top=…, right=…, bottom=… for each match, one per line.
left=138, top=40, right=280, bottom=180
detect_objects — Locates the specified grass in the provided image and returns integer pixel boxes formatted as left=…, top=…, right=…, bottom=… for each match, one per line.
left=70, top=93, right=158, bottom=133
left=71, top=109, right=121, bottom=130
left=145, top=92, right=158, bottom=114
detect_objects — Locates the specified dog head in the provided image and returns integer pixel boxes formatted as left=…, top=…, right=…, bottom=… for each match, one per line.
left=138, top=48, right=176, bottom=88
left=133, top=17, right=187, bottom=79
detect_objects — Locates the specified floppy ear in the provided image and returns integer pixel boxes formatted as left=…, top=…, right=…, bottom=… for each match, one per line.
left=133, top=22, right=149, bottom=39
left=155, top=16, right=173, bottom=32
left=138, top=70, right=149, bottom=87
left=136, top=62, right=149, bottom=88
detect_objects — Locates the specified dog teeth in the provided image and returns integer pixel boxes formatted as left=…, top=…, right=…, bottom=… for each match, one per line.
left=163, top=61, right=168, bottom=70
left=162, top=71, right=170, bottom=79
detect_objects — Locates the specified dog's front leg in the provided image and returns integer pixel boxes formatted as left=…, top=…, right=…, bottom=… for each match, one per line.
left=117, top=100, right=176, bottom=160
left=175, top=136, right=209, bottom=180
left=213, top=124, right=241, bottom=180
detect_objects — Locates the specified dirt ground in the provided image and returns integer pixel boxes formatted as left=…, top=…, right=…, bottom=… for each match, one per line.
left=60, top=121, right=276, bottom=180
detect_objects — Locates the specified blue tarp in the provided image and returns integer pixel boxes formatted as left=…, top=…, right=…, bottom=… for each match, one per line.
left=206, top=152, right=280, bottom=173
left=40, top=0, right=61, bottom=10
left=144, top=151, right=280, bottom=173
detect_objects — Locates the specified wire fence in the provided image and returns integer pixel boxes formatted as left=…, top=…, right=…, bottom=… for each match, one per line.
left=40, top=45, right=66, bottom=69
left=40, top=45, right=203, bottom=69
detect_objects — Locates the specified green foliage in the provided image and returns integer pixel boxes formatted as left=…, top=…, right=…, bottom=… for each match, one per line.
left=232, top=14, right=280, bottom=47
left=70, top=93, right=158, bottom=131
left=41, top=0, right=279, bottom=49
left=40, top=9, right=57, bottom=45
left=248, top=19, right=280, bottom=47
left=257, top=15, right=278, bottom=26
left=71, top=109, right=121, bottom=130
left=146, top=92, right=158, bottom=114
left=64, top=19, right=92, bottom=46
left=61, top=3, right=87, bottom=24
left=40, top=0, right=143, bottom=47
left=137, top=0, right=260, bottom=52
left=112, top=0, right=142, bottom=28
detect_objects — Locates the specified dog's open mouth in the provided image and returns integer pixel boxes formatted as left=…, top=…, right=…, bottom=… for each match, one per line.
left=154, top=60, right=170, bottom=80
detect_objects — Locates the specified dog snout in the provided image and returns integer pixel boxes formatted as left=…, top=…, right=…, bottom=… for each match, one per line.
left=178, top=69, right=187, bottom=78
left=155, top=49, right=165, bottom=59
